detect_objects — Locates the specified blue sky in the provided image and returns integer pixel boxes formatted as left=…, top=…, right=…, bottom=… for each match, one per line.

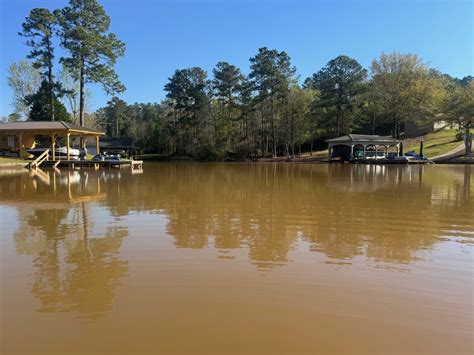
left=0, top=0, right=472, bottom=117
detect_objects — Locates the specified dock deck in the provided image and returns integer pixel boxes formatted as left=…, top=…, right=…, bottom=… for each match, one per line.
left=56, top=159, right=143, bottom=169
left=26, top=158, right=143, bottom=170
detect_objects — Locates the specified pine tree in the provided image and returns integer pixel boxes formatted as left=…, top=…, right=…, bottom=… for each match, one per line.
left=56, top=0, right=125, bottom=127
left=20, top=8, right=57, bottom=120
left=27, top=80, right=70, bottom=122
left=306, top=55, right=367, bottom=137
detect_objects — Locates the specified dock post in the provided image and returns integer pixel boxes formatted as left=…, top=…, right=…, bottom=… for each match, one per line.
left=17, top=132, right=24, bottom=159
left=66, top=133, right=70, bottom=160
left=51, top=134, right=56, bottom=161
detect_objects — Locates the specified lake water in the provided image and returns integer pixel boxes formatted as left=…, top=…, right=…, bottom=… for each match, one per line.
left=0, top=163, right=472, bottom=355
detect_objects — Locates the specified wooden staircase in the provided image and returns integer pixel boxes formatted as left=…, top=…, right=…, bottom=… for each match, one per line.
left=26, top=149, right=50, bottom=169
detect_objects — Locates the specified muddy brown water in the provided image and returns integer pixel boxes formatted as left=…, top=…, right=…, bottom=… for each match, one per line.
left=1, top=163, right=472, bottom=355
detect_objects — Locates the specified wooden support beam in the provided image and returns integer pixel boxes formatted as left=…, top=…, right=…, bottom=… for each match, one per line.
left=51, top=133, right=56, bottom=161
left=17, top=132, right=25, bottom=159
left=66, top=133, right=71, bottom=160
left=96, top=136, right=100, bottom=154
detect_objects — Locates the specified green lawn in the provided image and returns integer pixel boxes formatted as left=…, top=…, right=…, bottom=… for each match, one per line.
left=403, top=129, right=471, bottom=158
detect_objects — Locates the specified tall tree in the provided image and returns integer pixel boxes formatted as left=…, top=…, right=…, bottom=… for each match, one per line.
left=164, top=67, right=210, bottom=156
left=369, top=52, right=444, bottom=138
left=442, top=81, right=473, bottom=154
left=27, top=80, right=70, bottom=122
left=96, top=96, right=131, bottom=137
left=56, top=0, right=125, bottom=128
left=249, top=47, right=295, bottom=157
left=7, top=60, right=42, bottom=118
left=20, top=8, right=57, bottom=121
left=211, top=62, right=245, bottom=157
left=281, top=86, right=314, bottom=158
left=306, top=55, right=367, bottom=137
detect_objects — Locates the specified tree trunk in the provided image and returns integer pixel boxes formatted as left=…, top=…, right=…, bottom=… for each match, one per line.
left=271, top=96, right=276, bottom=158
left=47, top=35, right=55, bottom=121
left=336, top=110, right=341, bottom=137
left=260, top=104, right=265, bottom=157
left=79, top=58, right=85, bottom=127
left=79, top=55, right=85, bottom=147
left=290, top=107, right=295, bottom=159
left=465, top=126, right=472, bottom=154
left=372, top=112, right=376, bottom=135
left=116, top=114, right=119, bottom=137
left=392, top=115, right=399, bottom=139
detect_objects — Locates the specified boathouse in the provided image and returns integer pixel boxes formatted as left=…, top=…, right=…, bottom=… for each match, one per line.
left=0, top=120, right=105, bottom=160
left=327, top=134, right=401, bottom=161
left=92, top=137, right=137, bottom=157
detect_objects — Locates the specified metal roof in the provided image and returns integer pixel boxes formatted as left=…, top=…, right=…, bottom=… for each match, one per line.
left=0, top=120, right=104, bottom=135
left=326, top=134, right=399, bottom=143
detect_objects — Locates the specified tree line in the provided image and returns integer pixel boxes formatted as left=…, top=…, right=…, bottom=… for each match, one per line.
left=97, top=50, right=472, bottom=159
left=6, top=0, right=472, bottom=158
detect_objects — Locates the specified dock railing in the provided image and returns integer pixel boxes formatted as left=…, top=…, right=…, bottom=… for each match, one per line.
left=26, top=149, right=49, bottom=169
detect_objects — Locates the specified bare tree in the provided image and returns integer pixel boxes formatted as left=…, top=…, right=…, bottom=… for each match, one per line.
left=7, top=60, right=41, bottom=118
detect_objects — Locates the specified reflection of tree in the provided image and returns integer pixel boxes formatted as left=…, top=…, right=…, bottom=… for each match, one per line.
left=129, top=163, right=472, bottom=268
left=7, top=170, right=129, bottom=319
left=33, top=226, right=128, bottom=319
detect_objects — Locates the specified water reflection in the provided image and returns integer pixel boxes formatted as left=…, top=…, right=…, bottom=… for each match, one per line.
left=143, top=163, right=473, bottom=267
left=1, top=169, right=129, bottom=319
left=0, top=164, right=472, bottom=317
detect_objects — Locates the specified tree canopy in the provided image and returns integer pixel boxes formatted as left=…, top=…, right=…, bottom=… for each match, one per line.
left=305, top=55, right=367, bottom=137
left=369, top=52, right=445, bottom=138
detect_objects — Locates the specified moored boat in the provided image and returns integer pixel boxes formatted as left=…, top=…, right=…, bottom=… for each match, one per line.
left=26, top=146, right=80, bottom=160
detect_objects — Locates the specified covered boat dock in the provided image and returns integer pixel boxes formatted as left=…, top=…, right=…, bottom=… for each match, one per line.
left=327, top=134, right=402, bottom=162
left=0, top=120, right=104, bottom=160
left=0, top=121, right=143, bottom=170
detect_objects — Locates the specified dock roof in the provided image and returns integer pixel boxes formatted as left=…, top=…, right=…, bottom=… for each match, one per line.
left=0, top=121, right=105, bottom=136
left=326, top=134, right=399, bottom=144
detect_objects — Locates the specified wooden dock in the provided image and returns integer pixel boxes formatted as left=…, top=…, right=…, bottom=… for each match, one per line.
left=26, top=158, right=143, bottom=170
left=55, top=159, right=143, bottom=169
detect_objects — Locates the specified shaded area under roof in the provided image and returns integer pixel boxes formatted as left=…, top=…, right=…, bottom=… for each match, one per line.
left=99, top=137, right=135, bottom=148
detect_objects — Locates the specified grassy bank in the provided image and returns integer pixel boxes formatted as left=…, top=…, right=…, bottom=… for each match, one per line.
left=402, top=129, right=471, bottom=157
left=0, top=156, right=26, bottom=166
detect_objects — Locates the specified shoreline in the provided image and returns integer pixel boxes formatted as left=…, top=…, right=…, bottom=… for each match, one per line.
left=1, top=154, right=472, bottom=168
